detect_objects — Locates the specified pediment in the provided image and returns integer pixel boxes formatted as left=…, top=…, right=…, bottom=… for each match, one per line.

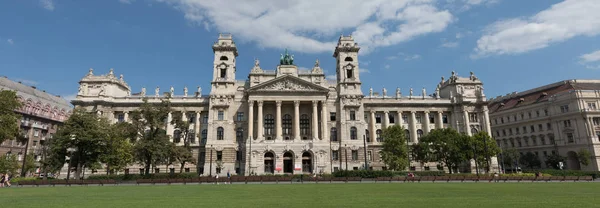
left=248, top=75, right=329, bottom=93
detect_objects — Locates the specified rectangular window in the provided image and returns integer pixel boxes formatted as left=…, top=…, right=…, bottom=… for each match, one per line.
left=403, top=115, right=409, bottom=124
left=236, top=151, right=242, bottom=161
left=564, top=120, right=571, bottom=128
left=520, top=113, right=524, bottom=120
left=588, top=102, right=597, bottom=110
left=429, top=115, right=435, bottom=124
left=351, top=150, right=358, bottom=161
left=332, top=150, right=339, bottom=161
left=218, top=111, right=224, bottom=121
left=367, top=151, right=373, bottom=161
left=118, top=114, right=125, bottom=122
left=349, top=111, right=356, bottom=121
left=513, top=115, right=517, bottom=121
left=34, top=130, right=39, bottom=137
left=202, top=114, right=209, bottom=123
left=236, top=112, right=244, bottom=121
left=442, top=115, right=448, bottom=124
left=415, top=115, right=422, bottom=124
left=547, top=123, right=552, bottom=130
left=538, top=124, right=543, bottom=131
left=217, top=151, right=223, bottom=161
left=593, top=118, right=600, bottom=126
left=496, top=131, right=500, bottom=137
left=375, top=114, right=382, bottom=123
left=543, top=151, right=548, bottom=157
left=501, top=118, right=504, bottom=124
left=560, top=105, right=569, bottom=113
left=536, top=111, right=540, bottom=117
left=544, top=109, right=549, bottom=116
left=469, top=113, right=478, bottom=122
left=330, top=112, right=336, bottom=121
left=523, top=126, right=527, bottom=133
left=566, top=133, right=574, bottom=143
left=502, top=130, right=506, bottom=136
left=516, top=128, right=520, bottom=135
left=389, top=114, right=395, bottom=124
left=509, top=129, right=513, bottom=135
left=528, top=112, right=532, bottom=118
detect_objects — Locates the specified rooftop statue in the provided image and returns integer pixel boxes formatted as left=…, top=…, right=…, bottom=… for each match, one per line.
left=279, top=49, right=294, bottom=65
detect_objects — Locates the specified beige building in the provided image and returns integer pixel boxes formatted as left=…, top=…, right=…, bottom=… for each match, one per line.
left=488, top=80, right=600, bottom=171
left=72, top=34, right=497, bottom=176
left=0, top=76, right=72, bottom=175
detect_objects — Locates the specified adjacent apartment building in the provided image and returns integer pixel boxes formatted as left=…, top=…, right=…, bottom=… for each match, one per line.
left=488, top=80, right=600, bottom=171
left=72, top=34, right=498, bottom=176
left=0, top=76, right=72, bottom=175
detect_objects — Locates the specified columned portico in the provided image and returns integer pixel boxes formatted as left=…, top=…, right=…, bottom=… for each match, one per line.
left=248, top=101, right=254, bottom=140
left=423, top=111, right=430, bottom=135
left=257, top=101, right=263, bottom=140
left=276, top=101, right=282, bottom=140
left=436, top=111, right=443, bottom=129
left=410, top=111, right=417, bottom=143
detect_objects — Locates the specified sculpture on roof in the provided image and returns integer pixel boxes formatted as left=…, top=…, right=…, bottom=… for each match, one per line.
left=87, top=68, right=94, bottom=77
left=197, top=86, right=202, bottom=97
left=470, top=71, right=478, bottom=81
left=396, top=87, right=401, bottom=98
left=422, top=87, right=426, bottom=98
left=119, top=74, right=124, bottom=82
left=184, top=86, right=188, bottom=97
left=410, top=88, right=413, bottom=97
left=108, top=68, right=114, bottom=77
left=315, top=59, right=320, bottom=67
left=170, top=86, right=174, bottom=97
left=141, top=87, right=146, bottom=97
left=435, top=86, right=440, bottom=99
left=155, top=86, right=160, bottom=97
left=279, top=49, right=294, bottom=65
left=382, top=88, right=387, bottom=97
left=99, top=85, right=106, bottom=96
left=78, top=86, right=83, bottom=95
left=369, top=87, right=373, bottom=97
left=450, top=71, right=458, bottom=82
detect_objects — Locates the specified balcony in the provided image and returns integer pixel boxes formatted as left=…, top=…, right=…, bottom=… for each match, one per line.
left=20, top=120, right=31, bottom=127
left=32, top=123, right=49, bottom=130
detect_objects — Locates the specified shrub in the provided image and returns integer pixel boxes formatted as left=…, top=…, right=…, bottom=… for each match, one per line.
left=523, top=169, right=600, bottom=179
left=332, top=170, right=446, bottom=178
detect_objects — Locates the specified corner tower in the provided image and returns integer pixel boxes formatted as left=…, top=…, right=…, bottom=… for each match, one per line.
left=334, top=35, right=362, bottom=96
left=211, top=33, right=238, bottom=88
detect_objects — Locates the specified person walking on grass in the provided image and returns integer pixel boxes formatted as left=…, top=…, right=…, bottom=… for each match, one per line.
left=4, top=174, right=11, bottom=187
left=227, top=171, right=231, bottom=184
left=215, top=174, right=219, bottom=185
left=0, top=173, right=5, bottom=188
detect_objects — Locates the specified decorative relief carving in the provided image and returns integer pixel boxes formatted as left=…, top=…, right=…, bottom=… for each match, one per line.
left=259, top=78, right=319, bottom=92
left=341, top=95, right=362, bottom=106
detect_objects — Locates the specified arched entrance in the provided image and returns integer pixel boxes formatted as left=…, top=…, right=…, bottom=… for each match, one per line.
left=283, top=151, right=294, bottom=174
left=264, top=152, right=275, bottom=174
left=566, top=151, right=581, bottom=170
left=302, top=152, right=313, bottom=173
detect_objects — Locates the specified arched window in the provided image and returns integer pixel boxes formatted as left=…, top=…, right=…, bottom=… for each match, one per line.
left=330, top=128, right=338, bottom=142
left=405, top=129, right=411, bottom=142
left=346, top=68, right=353, bottom=79
left=470, top=127, right=479, bottom=135
left=300, top=114, right=310, bottom=139
left=264, top=114, right=274, bottom=140
left=344, top=57, right=353, bottom=62
left=217, top=127, right=224, bottom=140
left=417, top=129, right=423, bottom=139
left=201, top=129, right=207, bottom=144
left=220, top=56, right=228, bottom=61
left=236, top=128, right=244, bottom=143
left=376, top=129, right=383, bottom=142
left=220, top=68, right=227, bottom=78
left=365, top=129, right=370, bottom=142
left=283, top=114, right=292, bottom=138
left=350, top=127, right=357, bottom=140
left=173, top=129, right=182, bottom=143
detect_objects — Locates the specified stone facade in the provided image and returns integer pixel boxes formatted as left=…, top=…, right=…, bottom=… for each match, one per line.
left=72, top=34, right=497, bottom=176
left=489, top=80, right=600, bottom=171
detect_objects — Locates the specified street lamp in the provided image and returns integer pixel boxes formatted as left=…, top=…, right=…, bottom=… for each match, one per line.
left=209, top=144, right=213, bottom=177
left=344, top=144, right=348, bottom=171
left=363, top=135, right=368, bottom=170
left=473, top=143, right=479, bottom=176
left=483, top=136, right=490, bottom=173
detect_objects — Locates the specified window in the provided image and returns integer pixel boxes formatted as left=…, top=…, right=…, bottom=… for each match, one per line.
left=365, top=130, right=370, bottom=142
left=155, top=168, right=160, bottom=173
left=220, top=56, right=228, bottom=61
left=429, top=115, right=435, bottom=124
left=513, top=115, right=517, bottom=121
left=593, top=118, right=600, bottom=126
left=541, top=137, right=546, bottom=145
left=588, top=102, right=597, bottom=110
left=494, top=118, right=498, bottom=124
left=218, top=111, right=224, bottom=120
left=33, top=140, right=38, bottom=147
left=349, top=111, right=356, bottom=121
left=367, top=151, right=373, bottom=161
left=522, top=126, right=527, bottom=133
left=350, top=127, right=357, bottom=140
left=520, top=113, right=524, bottom=120
left=405, top=130, right=410, bottom=142
left=346, top=68, right=353, bottom=79
left=471, top=128, right=478, bottom=135
left=517, top=140, right=522, bottom=147
left=538, top=124, right=543, bottom=131
left=516, top=128, right=520, bottom=135
left=236, top=128, right=244, bottom=143
left=332, top=151, right=339, bottom=160
left=118, top=114, right=125, bottom=122
left=560, top=105, right=569, bottom=113
left=282, top=114, right=292, bottom=137
left=530, top=125, right=535, bottom=133
left=330, top=112, right=336, bottom=121
left=544, top=109, right=549, bottom=116
left=532, top=137, right=537, bottom=146
left=345, top=57, right=353, bottom=62
left=564, top=120, right=571, bottom=128
left=389, top=114, right=395, bottom=124
left=567, top=133, right=574, bottom=143
left=547, top=123, right=552, bottom=130
left=469, top=113, right=479, bottom=122
left=330, top=128, right=338, bottom=142
left=300, top=114, right=310, bottom=139
left=375, top=114, right=382, bottom=123
left=202, top=114, right=209, bottom=123
left=403, top=114, right=409, bottom=123
left=415, top=115, right=422, bottom=124
left=217, top=151, right=223, bottom=161
left=502, top=130, right=506, bottom=136
left=496, top=131, right=500, bottom=137
left=220, top=68, right=227, bottom=78
left=237, top=112, right=244, bottom=121
left=265, top=114, right=275, bottom=138
left=34, top=130, right=39, bottom=137
left=543, top=151, right=548, bottom=157
left=173, top=130, right=181, bottom=143
left=509, top=129, right=513, bottom=135
left=189, top=131, right=196, bottom=144
left=201, top=129, right=207, bottom=144
left=417, top=129, right=423, bottom=139
left=536, top=111, right=540, bottom=117
left=501, top=118, right=504, bottom=124
left=442, top=115, right=448, bottom=124
left=188, top=113, right=195, bottom=123
left=351, top=150, right=358, bottom=160
left=217, top=127, right=224, bottom=140
left=376, top=129, right=383, bottom=142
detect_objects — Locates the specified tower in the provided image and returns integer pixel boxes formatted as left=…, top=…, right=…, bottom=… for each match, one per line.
left=211, top=33, right=238, bottom=87
left=334, top=35, right=362, bottom=96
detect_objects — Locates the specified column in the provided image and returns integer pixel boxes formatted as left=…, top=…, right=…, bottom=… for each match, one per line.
left=257, top=101, right=263, bottom=140
left=276, top=101, right=282, bottom=140
left=181, top=112, right=187, bottom=144
left=124, top=111, right=129, bottom=122
left=312, top=101, right=318, bottom=140
left=166, top=112, right=173, bottom=138
left=248, top=101, right=254, bottom=140
left=294, top=101, right=300, bottom=140
left=436, top=111, right=443, bottom=129
left=321, top=101, right=328, bottom=141
left=369, top=110, right=376, bottom=142
left=383, top=111, right=390, bottom=129
left=397, top=111, right=403, bottom=126
left=410, top=111, right=417, bottom=143
left=483, top=109, right=492, bottom=134
left=423, top=111, right=430, bottom=135
left=463, top=109, right=471, bottom=136
left=194, top=111, right=200, bottom=141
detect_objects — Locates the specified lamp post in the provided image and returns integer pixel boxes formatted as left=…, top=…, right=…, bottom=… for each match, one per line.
left=363, top=135, right=368, bottom=170
left=406, top=135, right=410, bottom=171
left=344, top=144, right=348, bottom=171
left=483, top=136, right=490, bottom=173
left=209, top=144, right=213, bottom=177
left=473, top=143, right=479, bottom=176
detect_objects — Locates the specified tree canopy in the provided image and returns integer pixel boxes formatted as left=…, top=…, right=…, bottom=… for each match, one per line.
left=0, top=90, right=23, bottom=144
left=379, top=125, right=409, bottom=171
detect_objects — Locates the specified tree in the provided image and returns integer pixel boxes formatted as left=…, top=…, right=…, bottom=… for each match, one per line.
left=20, top=153, right=37, bottom=176
left=130, top=98, right=174, bottom=175
left=379, top=125, right=409, bottom=171
left=414, top=128, right=470, bottom=173
left=501, top=148, right=520, bottom=170
left=0, top=90, right=22, bottom=144
left=519, top=152, right=542, bottom=169
left=469, top=132, right=501, bottom=172
left=170, top=112, right=196, bottom=173
left=50, top=108, right=110, bottom=179
left=100, top=122, right=136, bottom=174
left=171, top=146, right=196, bottom=173
left=577, top=148, right=592, bottom=167
left=545, top=154, right=566, bottom=170
left=0, top=154, right=19, bottom=175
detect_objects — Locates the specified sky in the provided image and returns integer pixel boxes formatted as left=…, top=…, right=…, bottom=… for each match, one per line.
left=1, top=0, right=600, bottom=103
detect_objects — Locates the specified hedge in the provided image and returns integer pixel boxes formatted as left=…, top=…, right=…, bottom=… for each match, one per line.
left=87, top=173, right=199, bottom=181
left=523, top=169, right=600, bottom=179
left=332, top=170, right=446, bottom=178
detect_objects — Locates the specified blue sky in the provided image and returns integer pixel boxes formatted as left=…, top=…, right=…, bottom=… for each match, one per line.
left=1, top=0, right=599, bottom=102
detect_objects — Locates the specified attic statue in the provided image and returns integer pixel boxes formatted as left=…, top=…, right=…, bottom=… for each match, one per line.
left=279, top=49, right=294, bottom=65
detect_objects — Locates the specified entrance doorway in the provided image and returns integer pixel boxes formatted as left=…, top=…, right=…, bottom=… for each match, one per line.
left=302, top=152, right=312, bottom=173
left=264, top=152, right=274, bottom=174
left=283, top=151, right=294, bottom=174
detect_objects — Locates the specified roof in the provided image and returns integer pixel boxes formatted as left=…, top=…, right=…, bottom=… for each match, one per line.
left=0, top=76, right=72, bottom=111
left=488, top=79, right=600, bottom=114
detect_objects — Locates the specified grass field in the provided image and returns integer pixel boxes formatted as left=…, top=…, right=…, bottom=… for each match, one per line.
left=1, top=183, right=599, bottom=207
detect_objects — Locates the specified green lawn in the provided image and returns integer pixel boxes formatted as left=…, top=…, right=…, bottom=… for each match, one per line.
left=1, top=183, right=598, bottom=207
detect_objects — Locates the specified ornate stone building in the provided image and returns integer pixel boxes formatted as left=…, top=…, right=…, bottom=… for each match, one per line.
left=0, top=76, right=72, bottom=175
left=488, top=80, right=600, bottom=171
left=72, top=34, right=496, bottom=176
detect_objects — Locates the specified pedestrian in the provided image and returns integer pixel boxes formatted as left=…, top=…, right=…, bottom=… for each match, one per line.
left=4, top=174, right=11, bottom=187
left=226, top=171, right=231, bottom=184
left=215, top=174, right=219, bottom=185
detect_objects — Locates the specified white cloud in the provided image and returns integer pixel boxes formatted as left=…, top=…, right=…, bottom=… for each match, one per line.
left=473, top=0, right=600, bottom=58
left=580, top=50, right=600, bottom=63
left=40, top=0, right=54, bottom=11
left=7, top=39, right=13, bottom=45
left=119, top=0, right=135, bottom=4
left=387, top=52, right=421, bottom=61
left=384, top=64, right=390, bottom=69
left=14, top=78, right=38, bottom=86
left=63, top=93, right=78, bottom=102
left=441, top=41, right=459, bottom=48
left=157, top=0, right=454, bottom=54
left=404, top=54, right=421, bottom=61
left=326, top=74, right=336, bottom=80
left=359, top=68, right=370, bottom=73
